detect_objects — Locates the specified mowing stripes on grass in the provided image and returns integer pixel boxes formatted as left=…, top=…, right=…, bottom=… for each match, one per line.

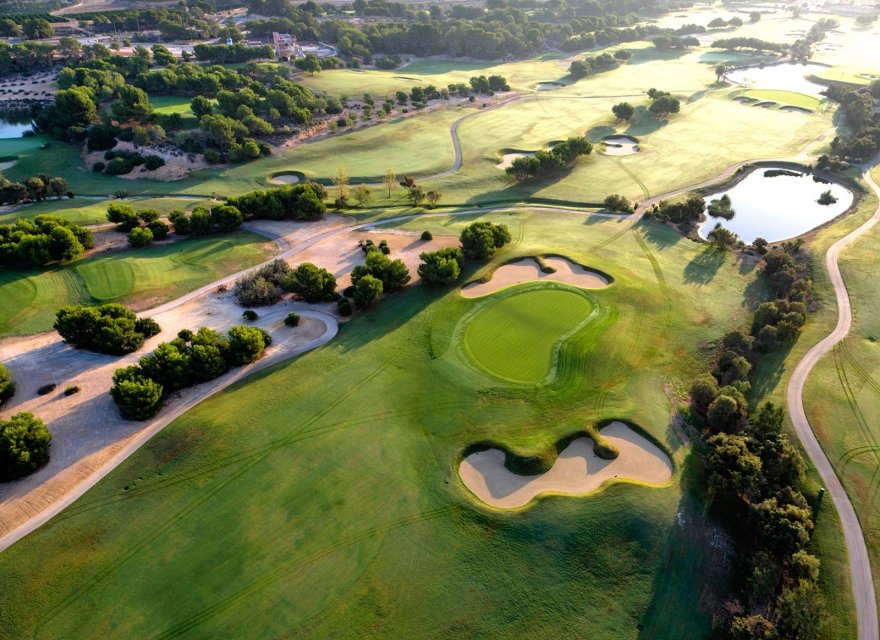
left=462, top=286, right=595, bottom=384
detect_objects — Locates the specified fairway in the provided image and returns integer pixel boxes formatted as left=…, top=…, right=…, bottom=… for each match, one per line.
left=462, top=286, right=594, bottom=384
left=0, top=232, right=275, bottom=337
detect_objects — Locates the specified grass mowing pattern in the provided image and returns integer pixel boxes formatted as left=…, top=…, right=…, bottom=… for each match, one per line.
left=462, top=286, right=594, bottom=384
left=0, top=232, right=275, bottom=337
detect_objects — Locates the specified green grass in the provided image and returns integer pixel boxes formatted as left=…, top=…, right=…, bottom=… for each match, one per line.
left=0, top=211, right=767, bottom=639
left=150, top=95, right=206, bottom=128
left=462, top=285, right=595, bottom=383
left=0, top=197, right=213, bottom=225
left=739, top=89, right=822, bottom=111
left=0, top=231, right=275, bottom=337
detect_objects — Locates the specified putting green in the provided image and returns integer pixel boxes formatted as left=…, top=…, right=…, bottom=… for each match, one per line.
left=462, top=286, right=594, bottom=384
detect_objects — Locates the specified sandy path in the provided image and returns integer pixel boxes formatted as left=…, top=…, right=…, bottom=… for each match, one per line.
left=461, top=256, right=609, bottom=298
left=459, top=421, right=672, bottom=509
left=786, top=158, right=880, bottom=640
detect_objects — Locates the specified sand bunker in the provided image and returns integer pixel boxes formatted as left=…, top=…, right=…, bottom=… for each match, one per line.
left=780, top=105, right=813, bottom=114
left=599, top=135, right=639, bottom=156
left=269, top=173, right=301, bottom=185
left=536, top=82, right=564, bottom=91
left=495, top=152, right=535, bottom=170
left=0, top=160, right=16, bottom=171
left=459, top=421, right=673, bottom=508
left=461, top=257, right=609, bottom=298
left=754, top=101, right=776, bottom=108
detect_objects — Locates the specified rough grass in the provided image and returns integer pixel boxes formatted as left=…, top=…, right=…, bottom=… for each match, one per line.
left=462, top=285, right=595, bottom=384
left=0, top=211, right=766, bottom=639
left=0, top=231, right=275, bottom=337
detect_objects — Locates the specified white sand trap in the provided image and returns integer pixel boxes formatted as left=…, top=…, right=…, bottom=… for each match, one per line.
left=495, top=152, right=535, bottom=170
left=459, top=421, right=672, bottom=508
left=536, top=82, right=565, bottom=91
left=0, top=160, right=16, bottom=171
left=269, top=173, right=301, bottom=185
left=600, top=135, right=639, bottom=156
left=461, top=256, right=609, bottom=298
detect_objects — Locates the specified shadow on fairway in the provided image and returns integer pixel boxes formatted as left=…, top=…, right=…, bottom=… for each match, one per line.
left=637, top=219, right=680, bottom=250
left=683, top=247, right=727, bottom=284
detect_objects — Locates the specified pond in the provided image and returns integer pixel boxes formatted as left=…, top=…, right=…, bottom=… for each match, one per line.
left=0, top=117, right=33, bottom=139
left=726, top=63, right=828, bottom=97
left=698, top=167, right=854, bottom=243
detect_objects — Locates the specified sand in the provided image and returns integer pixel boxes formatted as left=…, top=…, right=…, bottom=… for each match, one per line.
left=600, top=136, right=640, bottom=156
left=268, top=173, right=301, bottom=185
left=495, top=152, right=535, bottom=170
left=459, top=421, right=673, bottom=508
left=0, top=160, right=16, bottom=171
left=461, top=256, right=609, bottom=298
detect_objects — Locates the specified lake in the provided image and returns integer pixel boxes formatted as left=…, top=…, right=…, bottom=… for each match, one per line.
left=726, top=63, right=828, bottom=97
left=698, top=167, right=853, bottom=243
left=0, top=117, right=33, bottom=139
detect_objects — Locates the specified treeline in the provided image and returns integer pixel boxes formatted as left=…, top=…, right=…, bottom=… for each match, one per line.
left=711, top=37, right=785, bottom=53
left=192, top=43, right=275, bottom=65
left=110, top=325, right=271, bottom=420
left=68, top=6, right=224, bottom=41
left=506, top=136, right=593, bottom=181
left=689, top=241, right=822, bottom=638
left=569, top=51, right=627, bottom=79
left=228, top=183, right=327, bottom=221
left=824, top=81, right=880, bottom=163
left=0, top=173, right=68, bottom=205
left=0, top=216, right=92, bottom=266
left=652, top=34, right=699, bottom=49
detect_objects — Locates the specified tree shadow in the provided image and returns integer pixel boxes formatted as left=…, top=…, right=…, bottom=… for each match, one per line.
left=637, top=218, right=680, bottom=250
left=625, top=106, right=669, bottom=136
left=683, top=247, right=727, bottom=284
left=586, top=125, right=617, bottom=142
left=748, top=342, right=795, bottom=410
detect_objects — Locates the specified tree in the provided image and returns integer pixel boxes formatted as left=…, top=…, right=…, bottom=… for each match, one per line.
left=295, top=53, right=321, bottom=75
left=426, top=189, right=442, bottom=209
left=707, top=194, right=735, bottom=219
left=707, top=394, right=744, bottom=433
left=708, top=223, right=739, bottom=250
left=23, top=18, right=54, bottom=39
left=418, top=248, right=463, bottom=284
left=42, top=87, right=99, bottom=136
left=191, top=95, right=213, bottom=118
left=128, top=226, right=154, bottom=247
left=333, top=166, right=349, bottom=199
left=355, top=184, right=372, bottom=207
left=227, top=325, right=269, bottom=366
left=0, top=412, right=52, bottom=481
left=612, top=102, right=635, bottom=121
left=408, top=185, right=426, bottom=207
left=351, top=251, right=411, bottom=291
left=750, top=11, right=762, bottom=23
left=383, top=168, right=396, bottom=198
left=705, top=433, right=762, bottom=503
left=110, top=367, right=165, bottom=420
left=54, top=303, right=160, bottom=355
left=138, top=342, right=192, bottom=392
left=715, top=64, right=731, bottom=82
left=690, top=374, right=719, bottom=416
left=111, top=85, right=153, bottom=122
left=353, top=274, right=383, bottom=308
left=283, top=262, right=337, bottom=302
left=48, top=177, right=68, bottom=199
left=460, top=221, right=511, bottom=259
left=0, top=363, right=15, bottom=406
left=648, top=94, right=681, bottom=116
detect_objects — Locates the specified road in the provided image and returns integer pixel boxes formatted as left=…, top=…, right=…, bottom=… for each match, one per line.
left=786, top=161, right=880, bottom=640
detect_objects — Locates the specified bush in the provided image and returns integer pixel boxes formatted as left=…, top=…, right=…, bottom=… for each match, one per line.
left=0, top=363, right=15, bottom=406
left=144, top=155, right=165, bottom=171
left=0, top=216, right=93, bottom=267
left=105, top=156, right=132, bottom=175
left=107, top=202, right=139, bottom=230
left=420, top=230, right=433, bottom=241
left=92, top=161, right=106, bottom=173
left=350, top=251, right=410, bottom=291
left=54, top=303, right=161, bottom=355
left=110, top=367, right=165, bottom=420
left=64, top=385, right=81, bottom=396
left=604, top=194, right=633, bottom=213
left=337, top=297, right=353, bottom=316
left=242, top=309, right=258, bottom=322
left=37, top=384, right=56, bottom=396
left=234, top=259, right=292, bottom=306
left=353, top=274, right=383, bottom=308
left=284, top=311, right=300, bottom=327
left=128, top=226, right=153, bottom=247
left=227, top=184, right=326, bottom=221
left=0, top=412, right=52, bottom=481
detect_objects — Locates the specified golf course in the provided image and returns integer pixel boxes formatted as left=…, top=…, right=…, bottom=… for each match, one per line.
left=1, top=2, right=879, bottom=639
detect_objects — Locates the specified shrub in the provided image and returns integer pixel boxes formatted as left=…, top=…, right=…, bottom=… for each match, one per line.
left=110, top=367, right=165, bottom=420
left=105, top=156, right=132, bottom=175
left=420, top=230, right=433, bottom=241
left=0, top=412, right=52, bottom=481
left=604, top=194, right=633, bottom=213
left=350, top=251, right=410, bottom=291
left=54, top=303, right=160, bottom=355
left=242, top=309, right=258, bottom=321
left=0, top=364, right=14, bottom=405
left=37, top=383, right=56, bottom=396
left=92, top=161, right=106, bottom=173
left=144, top=155, right=165, bottom=171
left=107, top=202, right=139, bottom=230
left=0, top=216, right=93, bottom=266
left=128, top=226, right=153, bottom=247
left=64, top=385, right=80, bottom=396
left=337, top=297, right=353, bottom=316
left=284, top=311, right=300, bottom=327
left=234, top=259, right=292, bottom=306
